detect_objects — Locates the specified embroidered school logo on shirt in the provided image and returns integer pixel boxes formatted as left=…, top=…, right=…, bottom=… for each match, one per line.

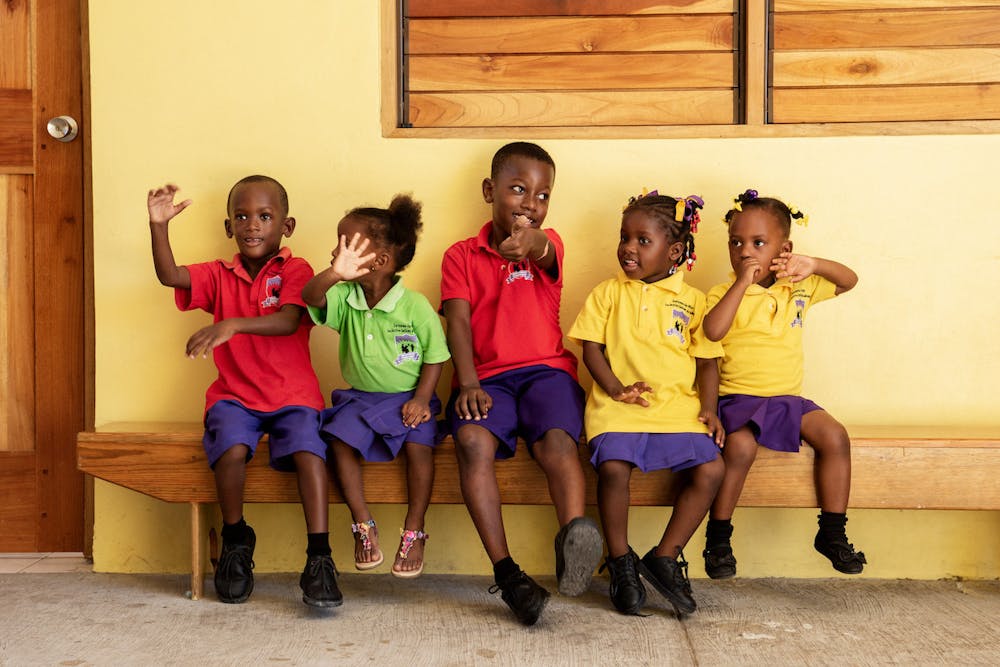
left=394, top=334, right=421, bottom=366
left=261, top=275, right=282, bottom=308
left=502, top=261, right=534, bottom=285
left=790, top=298, right=806, bottom=328
left=667, top=309, right=690, bottom=345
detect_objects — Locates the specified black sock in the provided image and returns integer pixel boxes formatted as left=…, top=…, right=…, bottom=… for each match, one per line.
left=706, top=518, right=733, bottom=548
left=221, top=517, right=250, bottom=545
left=493, top=557, right=520, bottom=584
left=306, top=532, right=332, bottom=557
left=817, top=511, right=848, bottom=540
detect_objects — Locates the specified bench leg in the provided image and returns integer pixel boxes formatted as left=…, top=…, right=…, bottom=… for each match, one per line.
left=190, top=502, right=204, bottom=600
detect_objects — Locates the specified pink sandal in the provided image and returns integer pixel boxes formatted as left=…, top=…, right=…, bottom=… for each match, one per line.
left=351, top=519, right=384, bottom=570
left=391, top=528, right=429, bottom=579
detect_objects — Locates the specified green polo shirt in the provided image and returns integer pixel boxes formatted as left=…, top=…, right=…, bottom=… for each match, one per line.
left=309, top=278, right=450, bottom=393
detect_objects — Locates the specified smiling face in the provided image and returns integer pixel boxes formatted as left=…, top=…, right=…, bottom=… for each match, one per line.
left=727, top=207, right=792, bottom=287
left=224, top=180, right=294, bottom=276
left=618, top=209, right=683, bottom=283
left=482, top=155, right=554, bottom=244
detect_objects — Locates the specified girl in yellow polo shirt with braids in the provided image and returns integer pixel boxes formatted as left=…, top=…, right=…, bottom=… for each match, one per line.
left=701, top=189, right=866, bottom=579
left=569, top=191, right=726, bottom=618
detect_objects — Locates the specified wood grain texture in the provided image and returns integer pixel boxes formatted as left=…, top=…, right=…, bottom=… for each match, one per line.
left=409, top=53, right=735, bottom=90
left=0, top=0, right=31, bottom=87
left=772, top=84, right=1000, bottom=122
left=0, top=89, right=33, bottom=169
left=774, top=9, right=1000, bottom=50
left=773, top=48, right=1000, bottom=87
left=0, top=175, right=35, bottom=453
left=407, top=0, right=735, bottom=17
left=78, top=424, right=1000, bottom=510
left=0, top=453, right=38, bottom=551
left=775, top=0, right=1000, bottom=10
left=409, top=90, right=735, bottom=126
left=408, top=15, right=734, bottom=54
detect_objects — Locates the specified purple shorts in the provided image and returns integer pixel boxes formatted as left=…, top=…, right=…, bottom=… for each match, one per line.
left=320, top=388, right=441, bottom=462
left=203, top=400, right=326, bottom=472
left=446, top=365, right=584, bottom=460
left=718, top=394, right=823, bottom=453
left=589, top=432, right=720, bottom=473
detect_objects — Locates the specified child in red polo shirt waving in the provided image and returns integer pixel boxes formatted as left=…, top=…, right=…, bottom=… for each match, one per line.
left=147, top=177, right=340, bottom=608
left=440, top=142, right=602, bottom=626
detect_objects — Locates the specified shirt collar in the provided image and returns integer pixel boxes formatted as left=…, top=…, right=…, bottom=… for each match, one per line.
left=474, top=220, right=502, bottom=257
left=617, top=269, right=685, bottom=294
left=346, top=276, right=406, bottom=312
left=221, top=246, right=291, bottom=281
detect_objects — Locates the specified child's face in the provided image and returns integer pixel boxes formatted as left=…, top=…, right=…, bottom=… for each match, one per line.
left=482, top=155, right=554, bottom=238
left=618, top=210, right=683, bottom=283
left=727, top=208, right=792, bottom=286
left=225, top=181, right=294, bottom=267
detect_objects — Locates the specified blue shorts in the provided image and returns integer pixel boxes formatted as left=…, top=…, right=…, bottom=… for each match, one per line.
left=446, top=365, right=584, bottom=460
left=203, top=400, right=326, bottom=472
left=589, top=432, right=720, bottom=473
left=718, top=394, right=823, bottom=453
left=320, top=388, right=441, bottom=462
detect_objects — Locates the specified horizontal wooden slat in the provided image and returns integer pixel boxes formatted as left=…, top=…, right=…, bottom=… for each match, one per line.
left=408, top=16, right=734, bottom=54
left=773, top=48, right=1000, bottom=87
left=0, top=89, right=33, bottom=169
left=409, top=53, right=735, bottom=90
left=409, top=90, right=734, bottom=126
left=772, top=84, right=1000, bottom=123
left=408, top=0, right=735, bottom=18
left=775, top=9, right=1000, bottom=50
left=775, top=0, right=1000, bottom=10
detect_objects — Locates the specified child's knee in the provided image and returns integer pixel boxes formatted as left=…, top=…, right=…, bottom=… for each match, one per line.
left=699, top=456, right=726, bottom=487
left=721, top=437, right=757, bottom=470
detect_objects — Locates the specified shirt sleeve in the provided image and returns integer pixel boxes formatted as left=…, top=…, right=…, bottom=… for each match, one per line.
left=174, top=261, right=218, bottom=313
left=439, top=242, right=471, bottom=309
left=308, top=281, right=350, bottom=331
left=705, top=282, right=730, bottom=310
left=804, top=274, right=838, bottom=307
left=277, top=258, right=314, bottom=310
left=687, top=290, right=724, bottom=360
left=567, top=280, right=612, bottom=346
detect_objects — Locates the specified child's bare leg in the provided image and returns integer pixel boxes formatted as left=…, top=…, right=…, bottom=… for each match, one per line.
left=214, top=444, right=250, bottom=524
left=292, top=451, right=329, bottom=533
left=454, top=424, right=509, bottom=563
left=597, top=460, right=632, bottom=557
left=709, top=427, right=758, bottom=520
left=395, top=442, right=434, bottom=573
left=800, top=410, right=851, bottom=512
left=657, top=457, right=725, bottom=558
left=533, top=429, right=586, bottom=526
left=330, top=439, right=380, bottom=565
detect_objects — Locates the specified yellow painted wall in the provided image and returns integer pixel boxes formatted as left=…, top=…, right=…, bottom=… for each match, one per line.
left=88, top=1, right=1000, bottom=578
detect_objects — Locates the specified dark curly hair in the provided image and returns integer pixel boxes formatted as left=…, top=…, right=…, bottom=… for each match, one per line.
left=723, top=189, right=805, bottom=237
left=622, top=193, right=702, bottom=270
left=349, top=194, right=423, bottom=271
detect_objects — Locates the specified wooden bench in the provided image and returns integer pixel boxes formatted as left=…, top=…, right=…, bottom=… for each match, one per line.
left=77, top=422, right=1000, bottom=600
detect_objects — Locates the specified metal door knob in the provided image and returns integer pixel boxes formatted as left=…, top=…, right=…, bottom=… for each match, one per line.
left=46, top=115, right=79, bottom=142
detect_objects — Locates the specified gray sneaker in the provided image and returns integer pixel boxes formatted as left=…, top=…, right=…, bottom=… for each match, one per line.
left=554, top=516, right=603, bottom=596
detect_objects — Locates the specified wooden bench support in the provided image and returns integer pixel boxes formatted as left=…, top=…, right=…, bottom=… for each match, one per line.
left=78, top=423, right=1000, bottom=599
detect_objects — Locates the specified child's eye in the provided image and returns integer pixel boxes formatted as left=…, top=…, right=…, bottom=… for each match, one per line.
left=512, top=185, right=525, bottom=194
left=754, top=239, right=765, bottom=247
left=537, top=192, right=549, bottom=201
left=730, top=239, right=741, bottom=247
left=236, top=214, right=247, bottom=221
left=261, top=213, right=272, bottom=221
left=638, top=237, right=650, bottom=245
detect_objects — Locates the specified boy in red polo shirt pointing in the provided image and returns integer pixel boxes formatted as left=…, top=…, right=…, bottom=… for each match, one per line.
left=147, top=177, right=340, bottom=608
left=440, top=143, right=602, bottom=626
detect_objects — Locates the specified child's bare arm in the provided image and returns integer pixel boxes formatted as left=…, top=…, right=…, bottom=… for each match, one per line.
left=185, top=304, right=303, bottom=358
left=581, top=340, right=651, bottom=407
left=772, top=253, right=858, bottom=295
left=442, top=299, right=492, bottom=420
left=401, top=361, right=444, bottom=428
left=703, top=255, right=760, bottom=341
left=695, top=357, right=724, bottom=446
left=497, top=217, right=557, bottom=277
left=148, top=184, right=193, bottom=289
left=302, top=233, right=377, bottom=308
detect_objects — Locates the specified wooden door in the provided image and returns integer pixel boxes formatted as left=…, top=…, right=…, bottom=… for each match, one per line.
left=0, top=0, right=87, bottom=551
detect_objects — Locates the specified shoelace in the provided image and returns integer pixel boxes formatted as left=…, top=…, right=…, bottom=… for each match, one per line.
left=673, top=550, right=692, bottom=594
left=305, top=557, right=338, bottom=591
left=488, top=570, right=526, bottom=595
left=216, top=544, right=254, bottom=584
left=599, top=553, right=640, bottom=589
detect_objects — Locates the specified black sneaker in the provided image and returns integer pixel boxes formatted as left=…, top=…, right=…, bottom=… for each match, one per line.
left=554, top=516, right=603, bottom=596
left=639, top=548, right=696, bottom=616
left=300, top=554, right=343, bottom=608
left=815, top=532, right=867, bottom=574
left=703, top=544, right=737, bottom=579
left=599, top=549, right=646, bottom=615
left=215, top=526, right=256, bottom=604
left=489, top=570, right=550, bottom=626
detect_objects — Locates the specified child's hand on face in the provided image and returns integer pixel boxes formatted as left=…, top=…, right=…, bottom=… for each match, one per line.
left=185, top=320, right=238, bottom=359
left=611, top=382, right=652, bottom=408
left=735, top=257, right=762, bottom=287
left=698, top=409, right=726, bottom=446
left=771, top=252, right=816, bottom=283
left=497, top=215, right=541, bottom=262
left=330, top=232, right=378, bottom=281
left=147, top=184, right=192, bottom=225
left=401, top=398, right=431, bottom=428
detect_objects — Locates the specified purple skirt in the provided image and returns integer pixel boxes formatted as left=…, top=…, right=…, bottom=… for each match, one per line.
left=320, top=388, right=440, bottom=462
left=589, top=432, right=720, bottom=473
left=718, top=394, right=822, bottom=453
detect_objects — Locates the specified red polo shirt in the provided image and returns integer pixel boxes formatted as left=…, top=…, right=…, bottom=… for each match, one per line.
left=175, top=246, right=324, bottom=414
left=440, top=221, right=578, bottom=383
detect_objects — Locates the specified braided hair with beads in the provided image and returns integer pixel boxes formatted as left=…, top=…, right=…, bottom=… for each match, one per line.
left=622, top=190, right=704, bottom=271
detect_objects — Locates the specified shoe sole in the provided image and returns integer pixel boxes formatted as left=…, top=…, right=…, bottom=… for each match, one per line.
left=637, top=562, right=696, bottom=617
left=516, top=591, right=550, bottom=626
left=355, top=550, right=384, bottom=571
left=557, top=520, right=603, bottom=596
left=391, top=564, right=424, bottom=579
left=705, top=568, right=736, bottom=580
left=302, top=594, right=344, bottom=608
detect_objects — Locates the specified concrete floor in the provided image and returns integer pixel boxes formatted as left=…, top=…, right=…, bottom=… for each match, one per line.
left=0, top=570, right=997, bottom=666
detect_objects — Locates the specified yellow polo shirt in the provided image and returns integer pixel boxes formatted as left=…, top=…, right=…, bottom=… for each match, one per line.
left=707, top=274, right=837, bottom=397
left=569, top=272, right=722, bottom=438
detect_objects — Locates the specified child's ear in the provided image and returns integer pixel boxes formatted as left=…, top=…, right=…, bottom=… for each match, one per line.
left=783, top=239, right=793, bottom=254
left=482, top=177, right=495, bottom=203
left=224, top=219, right=234, bottom=238
left=283, top=216, right=296, bottom=238
left=668, top=240, right=685, bottom=263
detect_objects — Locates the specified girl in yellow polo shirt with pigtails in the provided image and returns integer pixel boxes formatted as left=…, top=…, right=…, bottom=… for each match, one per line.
left=701, top=189, right=866, bottom=579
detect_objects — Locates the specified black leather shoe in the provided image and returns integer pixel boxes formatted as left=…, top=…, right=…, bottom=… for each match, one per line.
left=600, top=549, right=647, bottom=615
left=214, top=526, right=256, bottom=604
left=703, top=544, right=737, bottom=579
left=489, top=570, right=550, bottom=626
left=300, top=554, right=343, bottom=608
left=815, top=532, right=867, bottom=574
left=639, top=547, right=696, bottom=616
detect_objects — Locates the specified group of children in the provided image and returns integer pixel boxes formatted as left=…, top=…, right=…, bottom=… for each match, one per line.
left=147, top=142, right=866, bottom=624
